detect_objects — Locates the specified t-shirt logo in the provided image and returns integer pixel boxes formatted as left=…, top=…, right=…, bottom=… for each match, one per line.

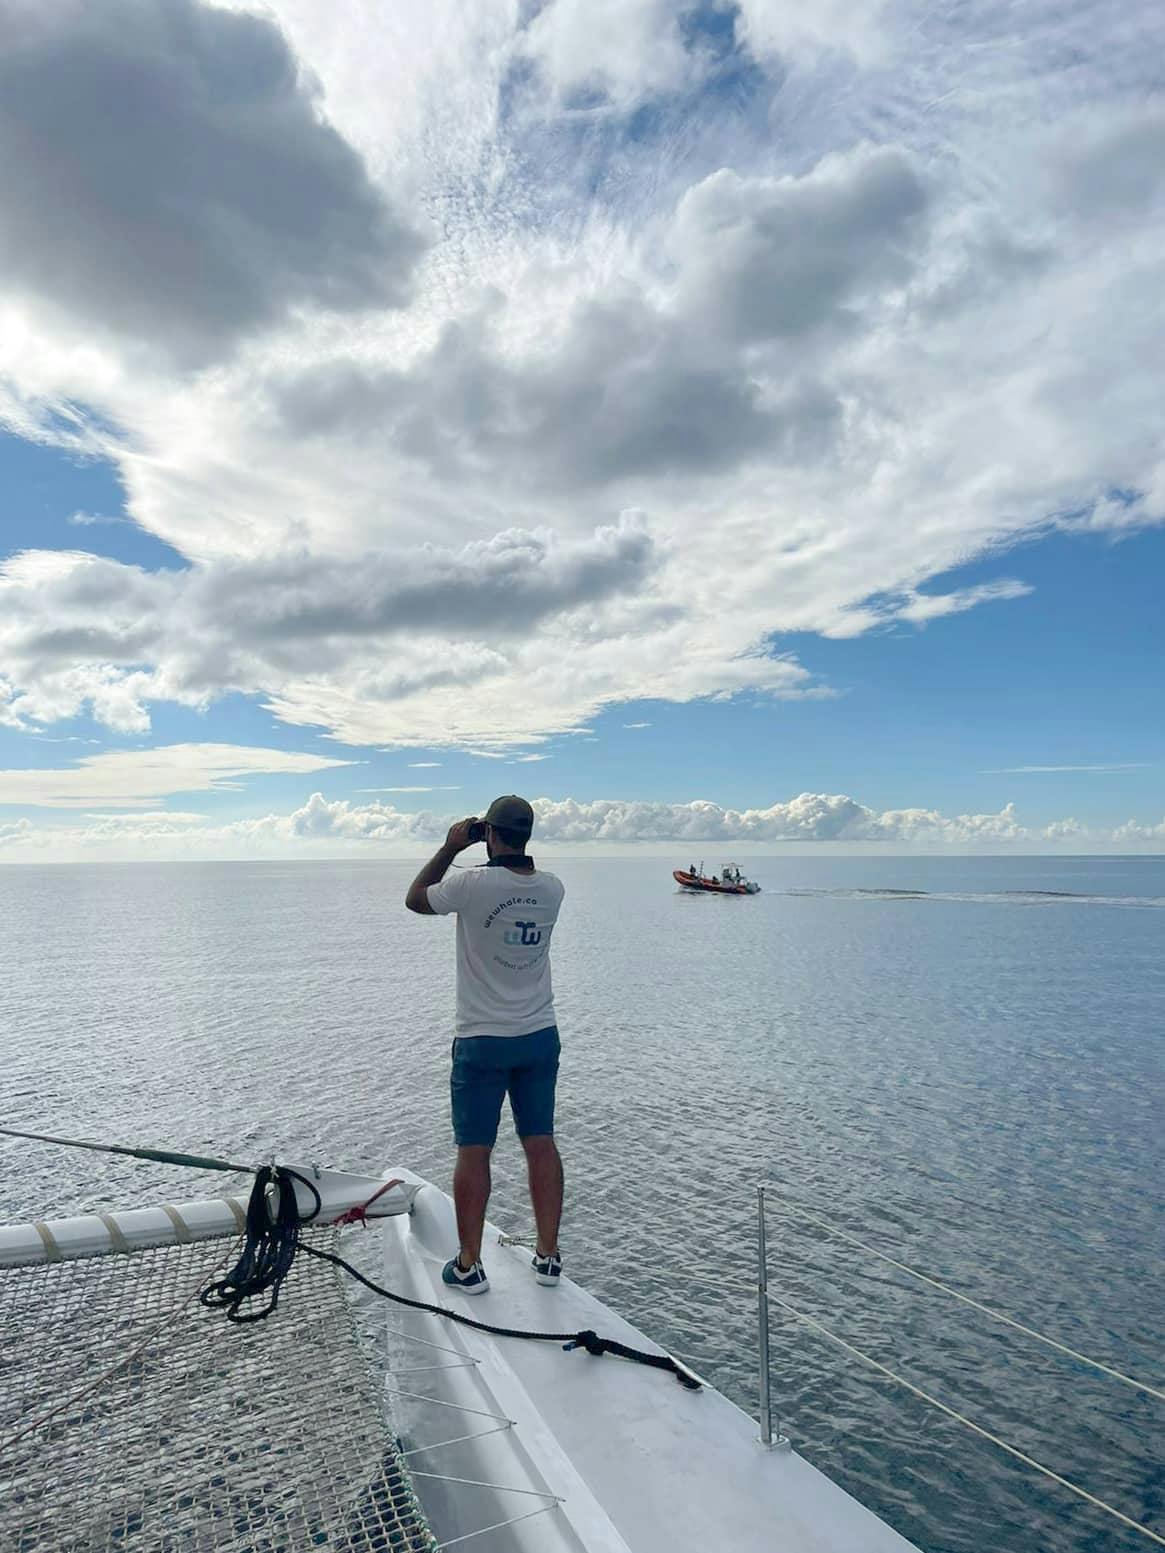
left=503, top=920, right=543, bottom=946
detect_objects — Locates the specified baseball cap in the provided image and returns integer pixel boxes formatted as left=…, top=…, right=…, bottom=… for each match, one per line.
left=484, top=794, right=535, bottom=836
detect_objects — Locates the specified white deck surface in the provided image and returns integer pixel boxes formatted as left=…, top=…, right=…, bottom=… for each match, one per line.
left=381, top=1172, right=921, bottom=1553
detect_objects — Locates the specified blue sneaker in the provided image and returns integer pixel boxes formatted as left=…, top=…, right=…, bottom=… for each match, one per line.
left=532, top=1250, right=562, bottom=1287
left=442, top=1256, right=489, bottom=1294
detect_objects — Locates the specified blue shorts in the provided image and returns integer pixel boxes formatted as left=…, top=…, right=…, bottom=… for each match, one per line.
left=450, top=1026, right=560, bottom=1148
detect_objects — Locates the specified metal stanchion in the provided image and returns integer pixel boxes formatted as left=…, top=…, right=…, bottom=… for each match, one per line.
left=757, top=1185, right=787, bottom=1449
left=758, top=1185, right=772, bottom=1444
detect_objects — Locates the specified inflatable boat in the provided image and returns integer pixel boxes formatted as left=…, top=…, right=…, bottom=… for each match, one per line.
left=674, top=865, right=761, bottom=894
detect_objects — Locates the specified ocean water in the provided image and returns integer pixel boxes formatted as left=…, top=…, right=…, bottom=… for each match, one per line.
left=1, top=854, right=1162, bottom=1553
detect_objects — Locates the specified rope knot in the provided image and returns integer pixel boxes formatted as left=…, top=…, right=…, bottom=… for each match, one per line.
left=563, top=1329, right=604, bottom=1357
left=332, top=1179, right=403, bottom=1229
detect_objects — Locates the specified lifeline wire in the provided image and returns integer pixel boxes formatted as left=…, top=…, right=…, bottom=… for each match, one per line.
left=770, top=1290, right=1165, bottom=1548
left=765, top=1191, right=1165, bottom=1403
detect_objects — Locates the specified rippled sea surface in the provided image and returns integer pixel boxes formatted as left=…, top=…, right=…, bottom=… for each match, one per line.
left=2, top=855, right=1162, bottom=1553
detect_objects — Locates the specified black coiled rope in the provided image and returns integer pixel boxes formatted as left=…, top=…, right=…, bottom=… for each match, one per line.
left=203, top=1165, right=701, bottom=1390
left=200, top=1164, right=321, bottom=1322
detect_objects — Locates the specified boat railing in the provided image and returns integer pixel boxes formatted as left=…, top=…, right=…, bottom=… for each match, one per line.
left=610, top=1184, right=1164, bottom=1548
left=3, top=1150, right=1161, bottom=1548
left=755, top=1185, right=785, bottom=1448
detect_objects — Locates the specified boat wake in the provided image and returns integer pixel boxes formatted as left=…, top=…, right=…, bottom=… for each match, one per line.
left=778, top=888, right=1165, bottom=909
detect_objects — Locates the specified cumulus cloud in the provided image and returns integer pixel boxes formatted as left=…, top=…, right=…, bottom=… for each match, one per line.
left=203, top=516, right=657, bottom=642
left=0, top=516, right=659, bottom=736
left=271, top=299, right=832, bottom=492
left=1, top=789, right=1161, bottom=860
left=734, top=0, right=893, bottom=69
left=670, top=149, right=928, bottom=345
left=0, top=0, right=423, bottom=366
left=516, top=0, right=695, bottom=111
left=1113, top=818, right=1165, bottom=843
left=219, top=790, right=441, bottom=847
left=270, top=145, right=927, bottom=502
left=525, top=793, right=1028, bottom=845
left=0, top=743, right=350, bottom=809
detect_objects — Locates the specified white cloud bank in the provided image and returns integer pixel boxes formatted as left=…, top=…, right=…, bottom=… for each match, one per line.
left=0, top=790, right=1161, bottom=861
left=0, top=0, right=1161, bottom=752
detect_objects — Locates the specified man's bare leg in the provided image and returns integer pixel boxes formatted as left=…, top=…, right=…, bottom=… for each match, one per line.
left=453, top=1145, right=492, bottom=1266
left=521, top=1134, right=563, bottom=1256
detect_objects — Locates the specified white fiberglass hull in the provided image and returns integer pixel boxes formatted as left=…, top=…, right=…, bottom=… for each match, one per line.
left=381, top=1170, right=919, bottom=1553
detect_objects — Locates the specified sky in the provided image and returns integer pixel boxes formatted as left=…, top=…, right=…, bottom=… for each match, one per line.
left=0, top=0, right=1162, bottom=860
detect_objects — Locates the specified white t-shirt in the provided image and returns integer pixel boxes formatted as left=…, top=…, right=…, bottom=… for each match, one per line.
left=427, top=863, right=565, bottom=1039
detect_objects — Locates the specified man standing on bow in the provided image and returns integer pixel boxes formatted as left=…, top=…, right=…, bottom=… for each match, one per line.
left=406, top=796, right=565, bottom=1295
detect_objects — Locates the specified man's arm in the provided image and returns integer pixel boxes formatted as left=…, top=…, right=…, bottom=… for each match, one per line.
left=405, top=819, right=475, bottom=914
